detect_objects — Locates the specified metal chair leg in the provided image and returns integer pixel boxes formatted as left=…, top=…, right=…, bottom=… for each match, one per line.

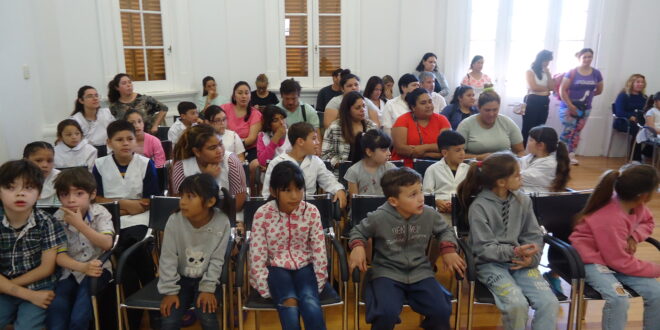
left=454, top=279, right=462, bottom=330
left=354, top=282, right=360, bottom=330
left=576, top=279, right=586, bottom=330
left=342, top=282, right=348, bottom=330
left=222, top=285, right=227, bottom=330
left=467, top=281, right=475, bottom=330
left=92, top=296, right=100, bottom=330
left=255, top=311, right=261, bottom=330
left=566, top=279, right=578, bottom=330
left=237, top=292, right=244, bottom=330
left=116, top=285, right=123, bottom=330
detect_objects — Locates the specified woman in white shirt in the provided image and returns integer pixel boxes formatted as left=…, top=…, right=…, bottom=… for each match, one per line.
left=522, top=50, right=555, bottom=146
left=70, top=86, right=115, bottom=146
left=363, top=76, right=388, bottom=123
left=519, top=126, right=570, bottom=193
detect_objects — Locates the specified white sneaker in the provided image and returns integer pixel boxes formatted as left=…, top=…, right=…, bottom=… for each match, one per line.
left=569, top=152, right=579, bottom=165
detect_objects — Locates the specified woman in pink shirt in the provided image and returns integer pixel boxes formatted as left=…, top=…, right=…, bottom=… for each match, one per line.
left=570, top=164, right=660, bottom=330
left=125, top=110, right=166, bottom=168
left=221, top=81, right=262, bottom=162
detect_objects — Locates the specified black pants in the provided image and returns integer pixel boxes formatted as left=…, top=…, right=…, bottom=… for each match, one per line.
left=522, top=94, right=550, bottom=146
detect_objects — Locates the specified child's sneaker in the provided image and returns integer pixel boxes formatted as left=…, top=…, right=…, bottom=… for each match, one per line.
left=543, top=271, right=567, bottom=301
left=569, top=152, right=579, bottom=165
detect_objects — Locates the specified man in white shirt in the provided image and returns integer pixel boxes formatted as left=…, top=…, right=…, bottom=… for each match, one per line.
left=381, top=74, right=420, bottom=135
left=420, top=71, right=447, bottom=114
left=168, top=101, right=199, bottom=145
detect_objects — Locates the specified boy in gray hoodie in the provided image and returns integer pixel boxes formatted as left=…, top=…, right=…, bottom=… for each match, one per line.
left=348, top=167, right=465, bottom=330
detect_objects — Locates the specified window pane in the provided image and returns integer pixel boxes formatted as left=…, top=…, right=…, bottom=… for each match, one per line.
left=285, top=16, right=307, bottom=46
left=319, top=47, right=340, bottom=76
left=286, top=48, right=308, bottom=77
left=124, top=49, right=146, bottom=81
left=511, top=0, right=548, bottom=41
left=319, top=16, right=340, bottom=45
left=144, top=13, right=163, bottom=46
left=147, top=49, right=166, bottom=81
left=142, top=0, right=161, bottom=11
left=319, top=0, right=340, bottom=14
left=559, top=10, right=588, bottom=40
left=562, top=0, right=589, bottom=13
left=470, top=3, right=499, bottom=40
left=556, top=41, right=583, bottom=72
left=285, top=0, right=306, bottom=13
left=468, top=40, right=495, bottom=73
left=121, top=13, right=143, bottom=46
left=119, top=0, right=139, bottom=10
left=506, top=41, right=545, bottom=96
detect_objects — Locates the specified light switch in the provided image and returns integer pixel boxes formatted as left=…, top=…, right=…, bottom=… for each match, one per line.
left=22, top=65, right=30, bottom=80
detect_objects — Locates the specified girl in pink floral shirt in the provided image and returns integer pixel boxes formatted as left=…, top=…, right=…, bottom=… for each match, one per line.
left=248, top=161, right=328, bottom=329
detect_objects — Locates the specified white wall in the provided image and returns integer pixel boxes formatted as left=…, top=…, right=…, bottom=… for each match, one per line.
left=1, top=0, right=658, bottom=162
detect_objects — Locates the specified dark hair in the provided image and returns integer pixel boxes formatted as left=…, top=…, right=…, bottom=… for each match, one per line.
left=107, top=120, right=136, bottom=140
left=415, top=52, right=438, bottom=72
left=331, top=68, right=343, bottom=77
left=469, top=55, right=484, bottom=70
left=71, top=85, right=98, bottom=116
left=363, top=76, right=386, bottom=103
left=381, top=167, right=422, bottom=199
left=351, top=129, right=392, bottom=163
left=450, top=85, right=475, bottom=105
left=338, top=91, right=368, bottom=144
left=267, top=161, right=306, bottom=201
left=202, top=105, right=225, bottom=122
left=404, top=88, right=429, bottom=111
left=279, top=78, right=302, bottom=96
left=23, top=141, right=54, bottom=158
left=177, top=101, right=197, bottom=116
left=646, top=91, right=660, bottom=111
left=107, top=73, right=130, bottom=103
left=231, top=81, right=253, bottom=122
left=531, top=50, right=553, bottom=80
left=457, top=152, right=519, bottom=212
left=528, top=126, right=570, bottom=191
left=340, top=72, right=360, bottom=90
left=478, top=90, right=501, bottom=108
left=202, top=76, right=215, bottom=97
left=0, top=159, right=44, bottom=194
left=54, top=167, right=96, bottom=196
left=575, top=164, right=658, bottom=226
left=173, top=124, right=217, bottom=161
left=398, top=73, right=419, bottom=94
left=575, top=48, right=594, bottom=58
left=262, top=105, right=287, bottom=134
left=56, top=119, right=83, bottom=144
left=437, top=130, right=466, bottom=151
left=287, top=122, right=315, bottom=146
left=123, top=109, right=144, bottom=121
left=179, top=173, right=230, bottom=215
left=382, top=75, right=394, bottom=85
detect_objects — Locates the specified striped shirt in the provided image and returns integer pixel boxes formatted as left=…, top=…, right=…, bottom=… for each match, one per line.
left=170, top=152, right=247, bottom=197
left=0, top=209, right=66, bottom=290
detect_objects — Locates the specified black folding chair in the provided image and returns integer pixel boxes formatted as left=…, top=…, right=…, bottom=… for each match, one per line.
left=95, top=145, right=108, bottom=158
left=390, top=160, right=405, bottom=167
left=156, top=164, right=169, bottom=196
left=156, top=126, right=169, bottom=141
left=413, top=159, right=437, bottom=177
left=337, top=161, right=353, bottom=189
left=161, top=140, right=173, bottom=161
left=235, top=195, right=348, bottom=330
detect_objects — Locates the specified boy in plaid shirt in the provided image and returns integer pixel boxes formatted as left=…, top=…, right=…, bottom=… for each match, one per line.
left=0, top=160, right=66, bottom=329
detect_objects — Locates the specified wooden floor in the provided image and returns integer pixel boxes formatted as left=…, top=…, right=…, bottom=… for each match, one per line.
left=169, top=156, right=659, bottom=330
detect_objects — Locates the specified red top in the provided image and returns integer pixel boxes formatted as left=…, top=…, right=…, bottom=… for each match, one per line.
left=391, top=112, right=451, bottom=167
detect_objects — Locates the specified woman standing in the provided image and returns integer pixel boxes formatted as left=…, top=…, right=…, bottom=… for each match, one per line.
left=558, top=48, right=604, bottom=165
left=523, top=50, right=555, bottom=146
left=107, top=73, right=168, bottom=134
left=461, top=55, right=493, bottom=97
left=70, top=85, right=115, bottom=146
left=414, top=52, right=450, bottom=96
left=221, top=81, right=263, bottom=162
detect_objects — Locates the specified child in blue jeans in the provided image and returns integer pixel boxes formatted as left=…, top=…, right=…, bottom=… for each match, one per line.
left=349, top=167, right=466, bottom=330
left=457, top=152, right=559, bottom=330
left=0, top=160, right=66, bottom=329
left=47, top=167, right=114, bottom=330
left=158, top=173, right=231, bottom=330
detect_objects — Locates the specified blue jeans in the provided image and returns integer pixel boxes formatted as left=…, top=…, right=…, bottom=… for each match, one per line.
left=0, top=286, right=52, bottom=330
left=477, top=263, right=559, bottom=330
left=47, top=271, right=111, bottom=330
left=161, top=276, right=220, bottom=330
left=584, top=264, right=660, bottom=330
left=365, top=276, right=452, bottom=330
left=267, top=264, right=326, bottom=330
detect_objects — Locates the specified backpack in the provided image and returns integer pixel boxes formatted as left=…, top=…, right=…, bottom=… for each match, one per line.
left=552, top=68, right=577, bottom=100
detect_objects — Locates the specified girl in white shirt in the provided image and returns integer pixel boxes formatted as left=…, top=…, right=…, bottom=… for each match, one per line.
left=24, top=141, right=61, bottom=205
left=69, top=85, right=115, bottom=146
left=519, top=126, right=570, bottom=193
left=53, top=119, right=98, bottom=171
left=203, top=105, right=246, bottom=162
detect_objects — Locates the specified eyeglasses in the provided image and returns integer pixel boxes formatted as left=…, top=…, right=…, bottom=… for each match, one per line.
left=211, top=118, right=227, bottom=124
left=83, top=94, right=100, bottom=99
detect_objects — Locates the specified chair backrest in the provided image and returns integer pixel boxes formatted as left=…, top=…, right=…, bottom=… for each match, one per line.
left=305, top=194, right=338, bottom=229
left=243, top=197, right=268, bottom=231
left=161, top=140, right=173, bottom=160
left=99, top=201, right=121, bottom=235
left=36, top=205, right=60, bottom=215
left=451, top=194, right=470, bottom=237
left=156, top=166, right=168, bottom=196
left=56, top=166, right=88, bottom=172
left=95, top=145, right=108, bottom=158
left=242, top=162, right=250, bottom=184
left=350, top=195, right=387, bottom=227
left=531, top=191, right=591, bottom=242
left=337, top=161, right=353, bottom=189
left=390, top=160, right=405, bottom=168
left=424, top=193, right=435, bottom=208
left=413, top=159, right=436, bottom=177
left=323, top=160, right=333, bottom=172
left=149, top=196, right=181, bottom=231
left=156, top=126, right=170, bottom=141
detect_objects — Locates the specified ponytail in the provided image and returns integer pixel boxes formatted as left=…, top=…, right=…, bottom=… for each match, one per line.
left=456, top=162, right=482, bottom=214
left=173, top=124, right=216, bottom=161
left=350, top=132, right=366, bottom=163
left=552, top=141, right=570, bottom=192
left=349, top=129, right=392, bottom=163
left=574, top=170, right=619, bottom=226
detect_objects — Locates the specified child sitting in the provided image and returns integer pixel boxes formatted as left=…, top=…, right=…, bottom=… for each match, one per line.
left=0, top=160, right=66, bottom=329
left=46, top=167, right=114, bottom=330
left=124, top=110, right=167, bottom=168
left=345, top=129, right=396, bottom=196
left=251, top=105, right=291, bottom=193
left=92, top=119, right=160, bottom=329
left=570, top=164, right=660, bottom=329
left=249, top=161, right=328, bottom=329
left=159, top=174, right=231, bottom=330
left=54, top=119, right=98, bottom=171
left=24, top=141, right=61, bottom=205
left=457, top=152, right=559, bottom=329
left=422, top=130, right=470, bottom=224
left=349, top=167, right=466, bottom=329
left=261, top=122, right=347, bottom=209
left=519, top=126, right=570, bottom=193
left=203, top=105, right=246, bottom=161
left=169, top=101, right=199, bottom=145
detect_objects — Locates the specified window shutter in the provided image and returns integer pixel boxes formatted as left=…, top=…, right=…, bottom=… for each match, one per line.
left=119, top=0, right=166, bottom=81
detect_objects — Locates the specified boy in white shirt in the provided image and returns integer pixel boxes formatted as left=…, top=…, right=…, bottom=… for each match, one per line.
left=422, top=130, right=470, bottom=224
left=261, top=122, right=347, bottom=209
left=169, top=101, right=199, bottom=145
left=381, top=74, right=420, bottom=135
